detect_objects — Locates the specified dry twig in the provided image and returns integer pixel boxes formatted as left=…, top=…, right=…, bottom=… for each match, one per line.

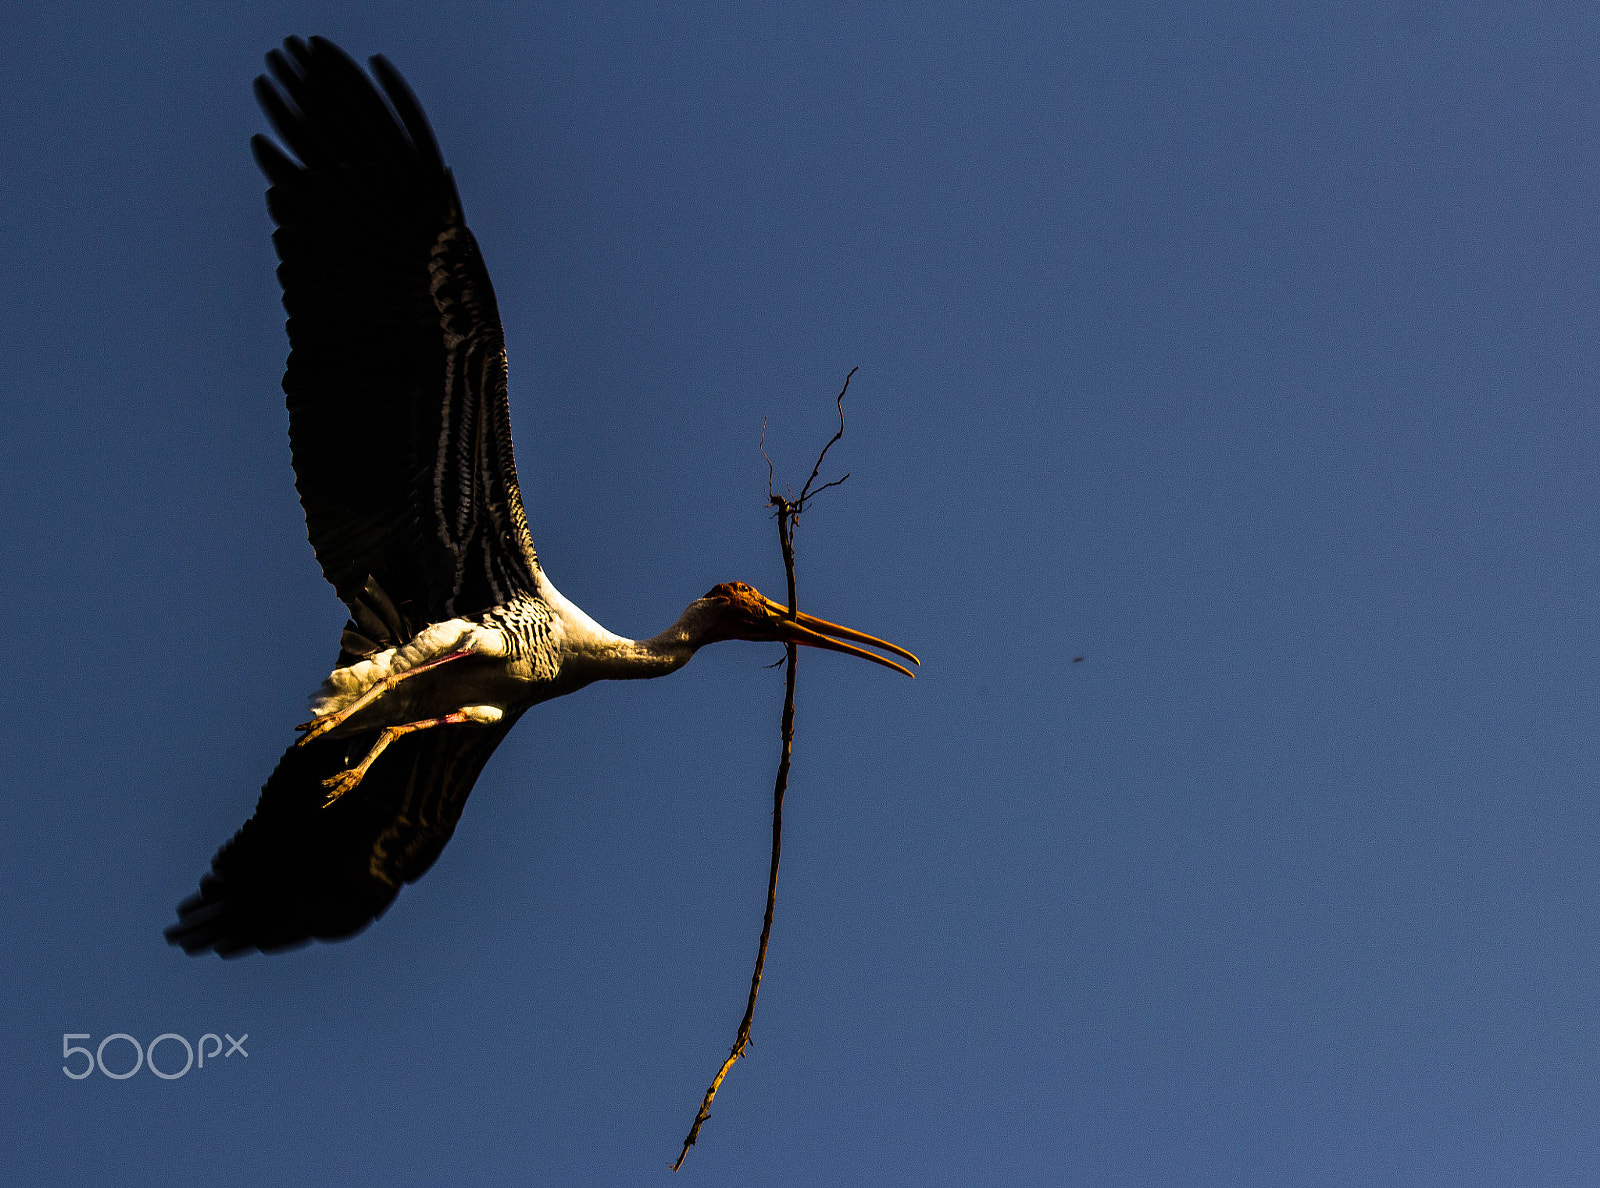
left=672, top=368, right=858, bottom=1171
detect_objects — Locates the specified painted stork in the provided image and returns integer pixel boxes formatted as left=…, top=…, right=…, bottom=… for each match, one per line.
left=166, top=38, right=916, bottom=958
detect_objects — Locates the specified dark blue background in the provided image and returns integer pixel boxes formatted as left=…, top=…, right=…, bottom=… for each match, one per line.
left=6, top=3, right=1600, bottom=1184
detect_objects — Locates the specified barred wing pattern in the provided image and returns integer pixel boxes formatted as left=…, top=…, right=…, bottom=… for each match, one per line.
left=254, top=36, right=539, bottom=646
left=167, top=40, right=542, bottom=956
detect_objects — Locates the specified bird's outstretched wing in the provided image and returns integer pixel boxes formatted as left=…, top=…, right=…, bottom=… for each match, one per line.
left=254, top=36, right=539, bottom=645
left=166, top=723, right=512, bottom=956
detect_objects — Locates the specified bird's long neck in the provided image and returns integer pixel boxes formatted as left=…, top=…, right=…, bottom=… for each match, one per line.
left=587, top=616, right=708, bottom=680
left=541, top=574, right=716, bottom=683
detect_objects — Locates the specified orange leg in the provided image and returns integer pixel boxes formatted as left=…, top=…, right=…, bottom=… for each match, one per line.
left=320, top=708, right=487, bottom=807
left=297, top=648, right=474, bottom=746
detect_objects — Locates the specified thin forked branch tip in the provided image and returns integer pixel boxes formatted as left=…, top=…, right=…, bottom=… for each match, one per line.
left=674, top=372, right=853, bottom=1170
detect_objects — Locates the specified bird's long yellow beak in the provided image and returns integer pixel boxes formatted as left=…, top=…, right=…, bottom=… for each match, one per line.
left=759, top=594, right=920, bottom=678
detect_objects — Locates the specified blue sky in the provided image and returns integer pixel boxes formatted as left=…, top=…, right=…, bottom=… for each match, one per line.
left=6, top=2, right=1600, bottom=1184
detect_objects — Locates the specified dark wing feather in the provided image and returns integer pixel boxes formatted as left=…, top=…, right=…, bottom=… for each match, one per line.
left=255, top=37, right=539, bottom=645
left=166, top=722, right=513, bottom=956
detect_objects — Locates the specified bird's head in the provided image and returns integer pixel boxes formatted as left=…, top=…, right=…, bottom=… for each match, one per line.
left=696, top=582, right=919, bottom=677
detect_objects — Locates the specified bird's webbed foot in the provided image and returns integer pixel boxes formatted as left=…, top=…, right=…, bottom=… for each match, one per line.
left=321, top=765, right=368, bottom=806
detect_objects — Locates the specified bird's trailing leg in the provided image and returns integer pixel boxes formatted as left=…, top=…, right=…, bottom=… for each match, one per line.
left=321, top=705, right=504, bottom=807
left=297, top=648, right=475, bottom=745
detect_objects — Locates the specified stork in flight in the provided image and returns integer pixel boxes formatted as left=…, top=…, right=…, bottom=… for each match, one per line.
left=166, top=38, right=917, bottom=958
